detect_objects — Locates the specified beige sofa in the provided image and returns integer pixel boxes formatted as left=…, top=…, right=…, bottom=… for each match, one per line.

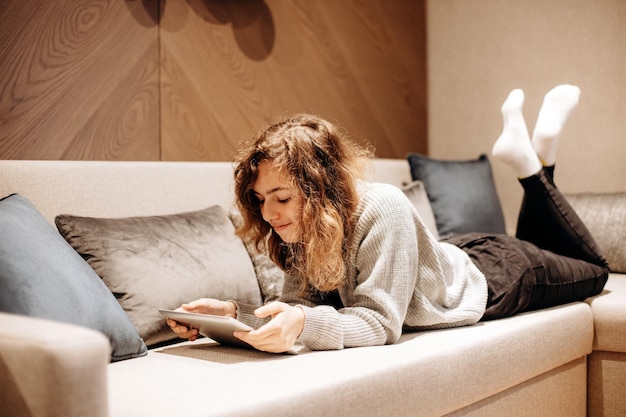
left=0, top=159, right=624, bottom=417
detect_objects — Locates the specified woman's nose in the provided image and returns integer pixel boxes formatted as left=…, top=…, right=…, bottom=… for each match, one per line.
left=261, top=202, right=277, bottom=223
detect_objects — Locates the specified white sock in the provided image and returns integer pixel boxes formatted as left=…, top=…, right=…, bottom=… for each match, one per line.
left=491, top=89, right=542, bottom=178
left=531, top=84, right=580, bottom=166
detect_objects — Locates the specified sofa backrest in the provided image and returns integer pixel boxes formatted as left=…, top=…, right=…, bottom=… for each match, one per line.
left=0, top=159, right=413, bottom=224
left=0, top=160, right=237, bottom=223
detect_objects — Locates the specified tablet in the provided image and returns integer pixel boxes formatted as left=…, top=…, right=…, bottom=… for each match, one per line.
left=159, top=309, right=254, bottom=349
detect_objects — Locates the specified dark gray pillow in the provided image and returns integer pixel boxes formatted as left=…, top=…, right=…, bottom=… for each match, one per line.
left=55, top=205, right=263, bottom=346
left=0, top=194, right=147, bottom=362
left=406, top=153, right=506, bottom=238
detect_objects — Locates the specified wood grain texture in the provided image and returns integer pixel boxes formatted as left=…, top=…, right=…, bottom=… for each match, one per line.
left=0, top=0, right=159, bottom=160
left=0, top=0, right=426, bottom=161
left=160, top=0, right=427, bottom=161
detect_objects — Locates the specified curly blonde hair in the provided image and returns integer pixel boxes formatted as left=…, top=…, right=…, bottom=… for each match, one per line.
left=233, top=114, right=372, bottom=294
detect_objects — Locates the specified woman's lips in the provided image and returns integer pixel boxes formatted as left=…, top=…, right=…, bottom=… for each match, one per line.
left=273, top=223, right=290, bottom=232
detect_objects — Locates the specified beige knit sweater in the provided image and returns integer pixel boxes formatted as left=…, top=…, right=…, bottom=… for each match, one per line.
left=237, top=182, right=488, bottom=351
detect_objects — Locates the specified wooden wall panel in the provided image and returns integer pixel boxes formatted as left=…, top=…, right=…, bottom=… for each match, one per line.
left=0, top=0, right=426, bottom=161
left=0, top=0, right=159, bottom=160
left=160, top=0, right=427, bottom=161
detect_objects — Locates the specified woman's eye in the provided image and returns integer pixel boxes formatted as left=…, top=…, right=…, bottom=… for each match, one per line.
left=278, top=197, right=292, bottom=204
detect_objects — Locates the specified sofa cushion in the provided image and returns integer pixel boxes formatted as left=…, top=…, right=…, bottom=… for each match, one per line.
left=566, top=192, right=626, bottom=273
left=406, top=153, right=506, bottom=238
left=586, top=274, right=626, bottom=352
left=56, top=205, right=262, bottom=346
left=0, top=312, right=110, bottom=417
left=401, top=180, right=440, bottom=240
left=0, top=193, right=147, bottom=362
left=107, top=302, right=592, bottom=417
left=229, top=210, right=285, bottom=303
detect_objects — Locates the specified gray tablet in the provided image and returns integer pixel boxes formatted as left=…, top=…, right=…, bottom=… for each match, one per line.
left=159, top=309, right=254, bottom=349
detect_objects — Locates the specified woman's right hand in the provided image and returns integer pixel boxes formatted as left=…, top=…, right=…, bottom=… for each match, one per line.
left=166, top=298, right=237, bottom=341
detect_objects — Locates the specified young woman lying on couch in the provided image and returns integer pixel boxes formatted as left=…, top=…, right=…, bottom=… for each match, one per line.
left=167, top=85, right=609, bottom=353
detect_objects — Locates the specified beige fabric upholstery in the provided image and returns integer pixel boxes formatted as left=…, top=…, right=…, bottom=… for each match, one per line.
left=0, top=159, right=619, bottom=417
left=587, top=274, right=626, bottom=352
left=587, top=274, right=626, bottom=417
left=364, top=157, right=413, bottom=187
left=588, top=350, right=626, bottom=417
left=0, top=160, right=237, bottom=224
left=0, top=158, right=412, bottom=224
left=107, top=303, right=592, bottom=417
left=446, top=358, right=587, bottom=417
left=0, top=312, right=110, bottom=417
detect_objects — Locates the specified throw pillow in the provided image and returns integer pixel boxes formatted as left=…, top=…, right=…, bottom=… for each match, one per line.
left=406, top=153, right=506, bottom=238
left=0, top=194, right=147, bottom=362
left=566, top=192, right=626, bottom=273
left=55, top=205, right=263, bottom=346
left=229, top=210, right=285, bottom=303
left=401, top=180, right=440, bottom=240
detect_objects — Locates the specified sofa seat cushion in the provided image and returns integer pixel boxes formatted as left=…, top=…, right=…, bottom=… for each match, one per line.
left=107, top=302, right=592, bottom=417
left=586, top=274, right=626, bottom=352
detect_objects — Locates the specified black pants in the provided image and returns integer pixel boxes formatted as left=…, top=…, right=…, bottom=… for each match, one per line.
left=443, top=168, right=609, bottom=320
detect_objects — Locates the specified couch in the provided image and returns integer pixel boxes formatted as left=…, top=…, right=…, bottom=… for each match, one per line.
left=0, top=158, right=625, bottom=417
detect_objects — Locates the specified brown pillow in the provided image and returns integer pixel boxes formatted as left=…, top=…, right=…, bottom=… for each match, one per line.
left=566, top=192, right=626, bottom=273
left=56, top=205, right=262, bottom=346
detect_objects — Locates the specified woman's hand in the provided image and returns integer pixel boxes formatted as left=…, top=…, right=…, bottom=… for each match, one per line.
left=234, top=301, right=305, bottom=353
left=166, top=298, right=236, bottom=341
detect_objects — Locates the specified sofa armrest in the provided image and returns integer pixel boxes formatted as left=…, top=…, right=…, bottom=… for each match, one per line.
left=0, top=312, right=110, bottom=417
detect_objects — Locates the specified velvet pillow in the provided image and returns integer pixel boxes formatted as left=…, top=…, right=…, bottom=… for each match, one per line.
left=55, top=205, right=263, bottom=346
left=0, top=194, right=147, bottom=362
left=406, top=153, right=506, bottom=238
left=401, top=180, right=440, bottom=240
left=566, top=192, right=626, bottom=273
left=229, top=210, right=285, bottom=303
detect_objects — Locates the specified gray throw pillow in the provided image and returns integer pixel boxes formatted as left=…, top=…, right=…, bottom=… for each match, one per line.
left=566, top=192, right=626, bottom=273
left=229, top=210, right=285, bottom=303
left=401, top=180, right=440, bottom=240
left=406, top=153, right=506, bottom=238
left=56, top=205, right=263, bottom=346
left=0, top=194, right=147, bottom=362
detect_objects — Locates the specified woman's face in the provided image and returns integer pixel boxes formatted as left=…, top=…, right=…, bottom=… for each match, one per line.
left=253, top=160, right=302, bottom=243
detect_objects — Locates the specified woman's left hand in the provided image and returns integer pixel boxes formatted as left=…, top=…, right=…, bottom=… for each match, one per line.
left=234, top=301, right=305, bottom=353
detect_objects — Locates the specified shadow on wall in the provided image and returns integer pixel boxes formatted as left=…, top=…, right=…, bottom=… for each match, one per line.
left=126, top=0, right=275, bottom=61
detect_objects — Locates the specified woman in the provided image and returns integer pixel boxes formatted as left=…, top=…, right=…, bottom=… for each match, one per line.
left=167, top=85, right=609, bottom=353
